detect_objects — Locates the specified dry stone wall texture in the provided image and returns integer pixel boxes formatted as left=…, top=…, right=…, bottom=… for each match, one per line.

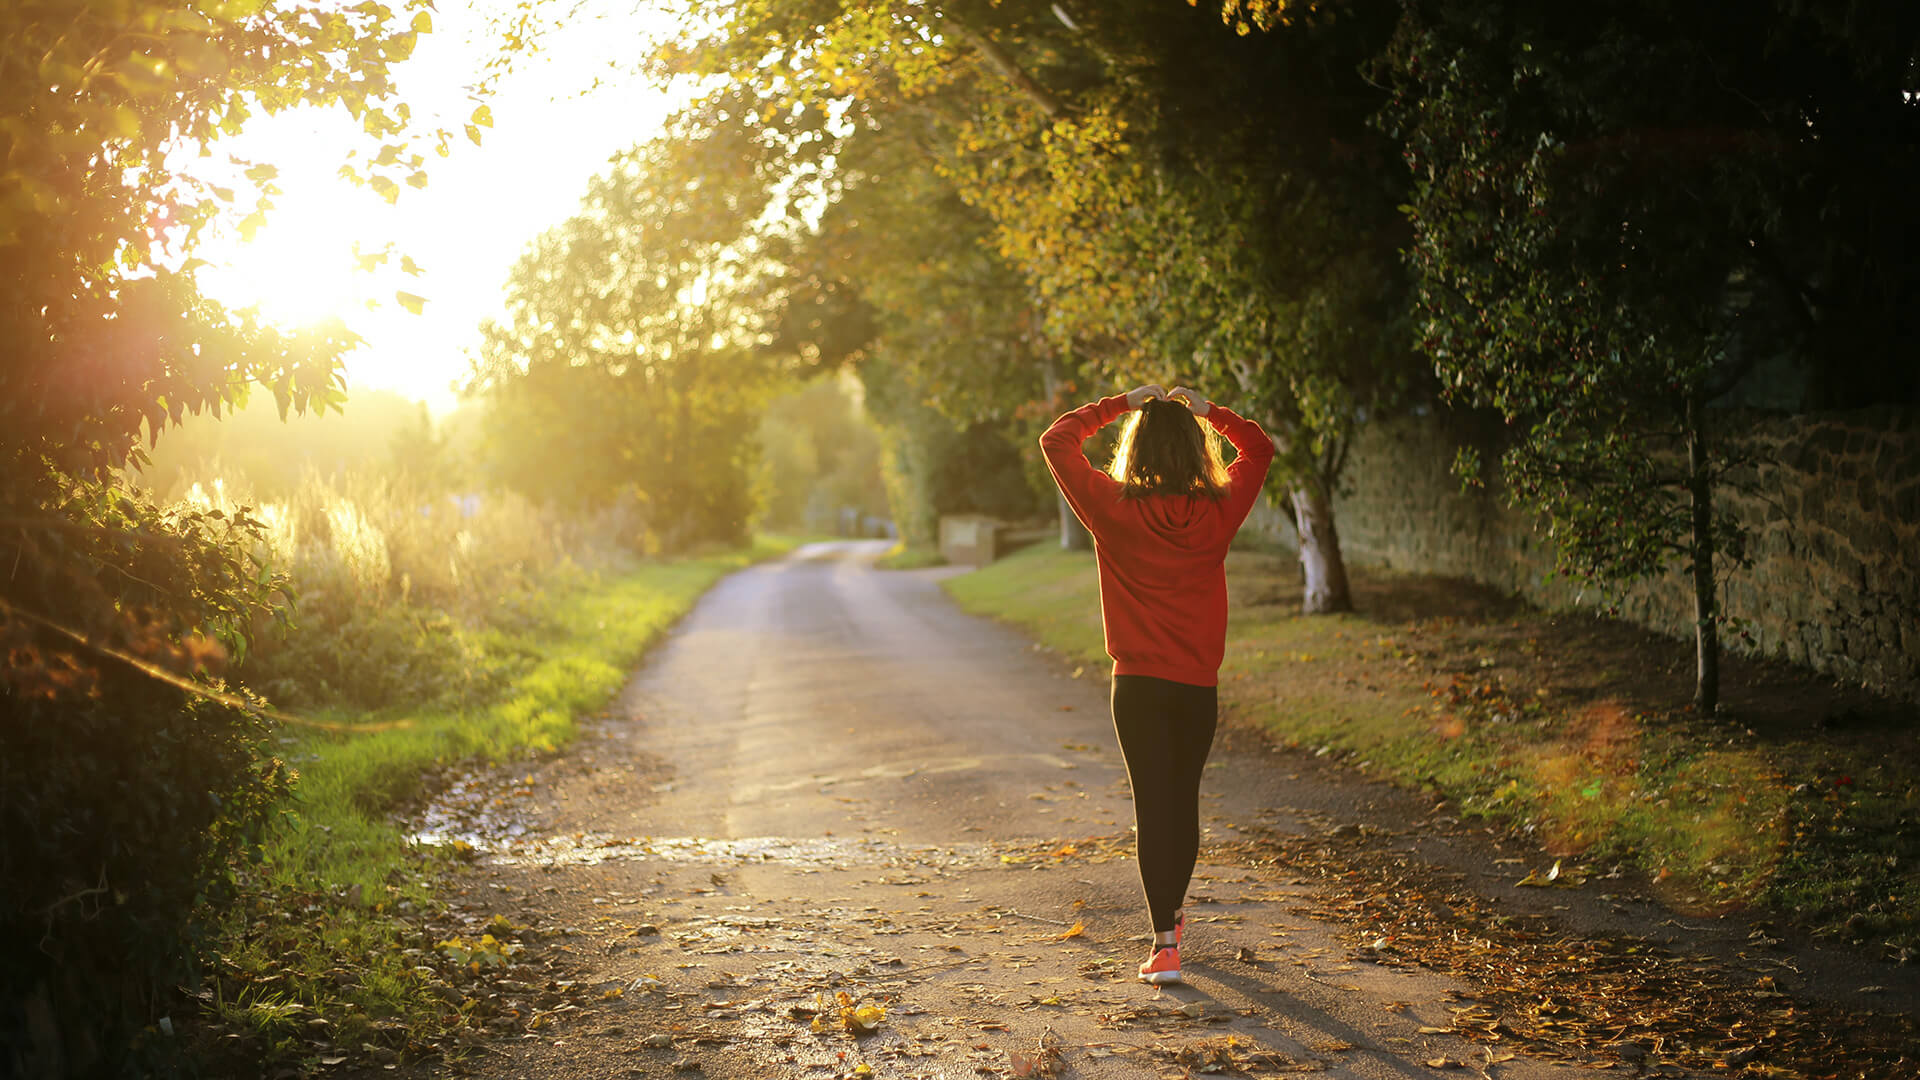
left=1305, top=406, right=1919, bottom=703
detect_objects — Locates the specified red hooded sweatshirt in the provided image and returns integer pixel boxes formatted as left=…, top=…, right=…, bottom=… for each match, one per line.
left=1040, top=395, right=1275, bottom=687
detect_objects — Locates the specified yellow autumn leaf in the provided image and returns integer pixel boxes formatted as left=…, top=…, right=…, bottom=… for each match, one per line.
left=1055, top=920, right=1085, bottom=940
left=848, top=1004, right=886, bottom=1033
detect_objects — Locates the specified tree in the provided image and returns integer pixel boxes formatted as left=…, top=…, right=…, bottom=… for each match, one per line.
left=755, top=372, right=890, bottom=534
left=1, top=0, right=447, bottom=1069
left=470, top=106, right=792, bottom=551
left=797, top=119, right=1076, bottom=548
left=1379, top=0, right=1920, bottom=710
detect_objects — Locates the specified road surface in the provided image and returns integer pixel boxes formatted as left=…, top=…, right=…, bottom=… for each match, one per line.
left=416, top=541, right=1881, bottom=1079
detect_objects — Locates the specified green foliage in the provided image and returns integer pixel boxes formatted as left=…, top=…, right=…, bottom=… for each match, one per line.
left=1371, top=0, right=1920, bottom=702
left=756, top=373, right=890, bottom=533
left=666, top=0, right=1421, bottom=474
left=862, top=364, right=1053, bottom=549
left=1, top=478, right=300, bottom=1075
left=0, top=0, right=446, bottom=484
left=472, top=114, right=796, bottom=551
left=797, top=121, right=1061, bottom=546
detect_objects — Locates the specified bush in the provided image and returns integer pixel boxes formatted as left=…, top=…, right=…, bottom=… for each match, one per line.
left=1, top=482, right=294, bottom=1077
left=173, top=468, right=589, bottom=714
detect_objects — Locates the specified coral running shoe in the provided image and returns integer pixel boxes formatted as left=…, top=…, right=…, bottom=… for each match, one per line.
left=1138, top=946, right=1181, bottom=985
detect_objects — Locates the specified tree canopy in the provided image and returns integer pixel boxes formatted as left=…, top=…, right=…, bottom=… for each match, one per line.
left=1381, top=0, right=1920, bottom=708
left=653, top=0, right=1427, bottom=606
left=470, top=102, right=807, bottom=549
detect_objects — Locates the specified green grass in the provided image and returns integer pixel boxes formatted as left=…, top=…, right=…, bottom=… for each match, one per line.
left=944, top=544, right=1919, bottom=953
left=874, top=542, right=948, bottom=570
left=201, top=536, right=801, bottom=1064
left=941, top=545, right=1105, bottom=659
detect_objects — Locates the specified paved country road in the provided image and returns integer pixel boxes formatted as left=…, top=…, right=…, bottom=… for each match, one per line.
left=413, top=541, right=1914, bottom=1080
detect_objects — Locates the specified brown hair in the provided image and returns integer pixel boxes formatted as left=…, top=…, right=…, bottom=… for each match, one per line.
left=1107, top=398, right=1229, bottom=499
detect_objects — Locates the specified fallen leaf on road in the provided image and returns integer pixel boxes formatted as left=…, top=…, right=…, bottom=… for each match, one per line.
left=813, top=990, right=887, bottom=1036
left=1056, top=920, right=1086, bottom=941
left=1008, top=1050, right=1045, bottom=1077
left=1515, top=859, right=1561, bottom=887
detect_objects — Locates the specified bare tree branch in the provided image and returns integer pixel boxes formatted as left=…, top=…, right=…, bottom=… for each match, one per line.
left=943, top=16, right=1067, bottom=121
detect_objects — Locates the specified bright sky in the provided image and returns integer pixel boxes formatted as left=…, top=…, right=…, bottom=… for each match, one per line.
left=189, top=1, right=692, bottom=414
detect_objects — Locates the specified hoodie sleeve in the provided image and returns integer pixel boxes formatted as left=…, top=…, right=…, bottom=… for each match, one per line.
left=1039, top=394, right=1129, bottom=536
left=1203, top=404, right=1276, bottom=532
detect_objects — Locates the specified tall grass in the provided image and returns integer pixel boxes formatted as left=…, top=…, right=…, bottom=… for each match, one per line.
left=172, top=465, right=640, bottom=711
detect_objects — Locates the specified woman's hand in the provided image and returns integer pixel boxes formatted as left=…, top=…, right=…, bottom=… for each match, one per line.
left=1124, top=384, right=1168, bottom=409
left=1167, top=387, right=1211, bottom=416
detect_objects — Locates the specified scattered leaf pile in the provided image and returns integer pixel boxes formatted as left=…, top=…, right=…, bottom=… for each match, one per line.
left=1152, top=1033, right=1315, bottom=1076
left=1219, top=826, right=1919, bottom=1080
left=989, top=833, right=1135, bottom=867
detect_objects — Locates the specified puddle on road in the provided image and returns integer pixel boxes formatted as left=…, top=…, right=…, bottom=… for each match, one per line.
left=407, top=772, right=1001, bottom=869
left=419, top=830, right=1000, bottom=871
left=404, top=760, right=1109, bottom=874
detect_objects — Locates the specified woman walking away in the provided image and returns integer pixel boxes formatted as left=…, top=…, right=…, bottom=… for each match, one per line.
left=1040, top=383, right=1274, bottom=986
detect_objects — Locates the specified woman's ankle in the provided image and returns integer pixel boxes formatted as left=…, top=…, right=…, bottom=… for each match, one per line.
left=1154, top=908, right=1184, bottom=945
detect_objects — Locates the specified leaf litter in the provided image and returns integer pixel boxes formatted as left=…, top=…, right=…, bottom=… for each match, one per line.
left=1211, top=823, right=1920, bottom=1079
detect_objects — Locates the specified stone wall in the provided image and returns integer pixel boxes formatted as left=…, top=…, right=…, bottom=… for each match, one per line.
left=1295, top=406, right=1920, bottom=702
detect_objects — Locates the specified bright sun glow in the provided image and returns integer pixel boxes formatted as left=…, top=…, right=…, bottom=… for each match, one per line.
left=198, top=151, right=387, bottom=331
left=183, top=1, right=688, bottom=412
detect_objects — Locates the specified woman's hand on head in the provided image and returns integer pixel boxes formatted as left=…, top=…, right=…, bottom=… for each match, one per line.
left=1167, top=387, right=1211, bottom=416
left=1124, top=384, right=1168, bottom=410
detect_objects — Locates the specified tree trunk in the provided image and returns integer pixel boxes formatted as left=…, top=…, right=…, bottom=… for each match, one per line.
left=1040, top=353, right=1091, bottom=551
left=1686, top=396, right=1719, bottom=713
left=1057, top=492, right=1091, bottom=551
left=1289, top=481, right=1352, bottom=614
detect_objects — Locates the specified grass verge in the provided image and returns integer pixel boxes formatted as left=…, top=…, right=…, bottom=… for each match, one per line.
left=874, top=542, right=947, bottom=570
left=193, top=537, right=800, bottom=1069
left=943, top=544, right=1920, bottom=957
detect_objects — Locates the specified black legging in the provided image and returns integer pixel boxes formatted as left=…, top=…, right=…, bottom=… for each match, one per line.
left=1110, top=674, right=1218, bottom=936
